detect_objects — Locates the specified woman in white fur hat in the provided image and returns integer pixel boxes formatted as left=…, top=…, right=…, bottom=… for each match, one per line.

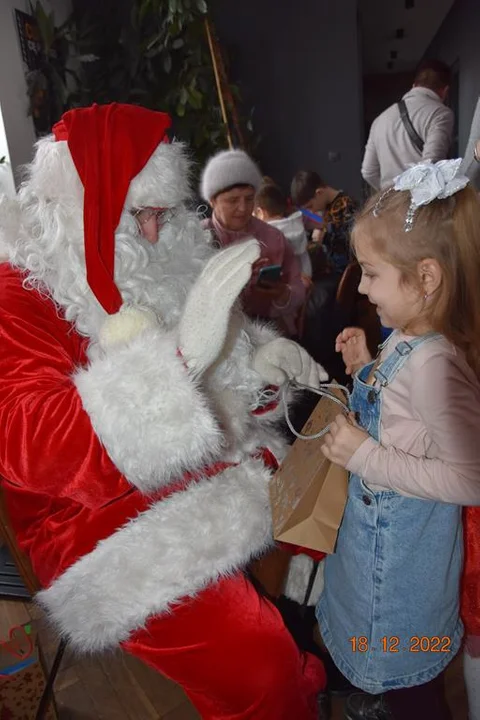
left=201, top=149, right=306, bottom=336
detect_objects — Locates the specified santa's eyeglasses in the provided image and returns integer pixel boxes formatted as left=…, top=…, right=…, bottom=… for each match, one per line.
left=132, top=207, right=176, bottom=226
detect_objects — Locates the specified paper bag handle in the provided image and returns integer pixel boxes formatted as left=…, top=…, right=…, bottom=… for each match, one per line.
left=282, top=380, right=350, bottom=440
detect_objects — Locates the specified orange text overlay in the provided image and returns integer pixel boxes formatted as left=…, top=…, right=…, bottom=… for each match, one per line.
left=349, top=636, right=452, bottom=653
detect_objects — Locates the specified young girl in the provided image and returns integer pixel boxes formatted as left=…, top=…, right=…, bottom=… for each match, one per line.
left=318, top=159, right=480, bottom=720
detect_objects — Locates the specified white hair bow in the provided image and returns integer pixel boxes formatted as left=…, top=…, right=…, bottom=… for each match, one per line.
left=393, top=159, right=469, bottom=231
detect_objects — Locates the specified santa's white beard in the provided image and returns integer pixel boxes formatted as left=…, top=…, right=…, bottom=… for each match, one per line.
left=10, top=196, right=214, bottom=341
left=111, top=210, right=213, bottom=330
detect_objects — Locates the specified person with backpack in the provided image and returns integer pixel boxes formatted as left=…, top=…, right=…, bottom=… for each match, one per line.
left=362, top=59, right=454, bottom=190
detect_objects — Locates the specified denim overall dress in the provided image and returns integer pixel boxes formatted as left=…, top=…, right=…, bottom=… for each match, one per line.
left=317, top=333, right=464, bottom=694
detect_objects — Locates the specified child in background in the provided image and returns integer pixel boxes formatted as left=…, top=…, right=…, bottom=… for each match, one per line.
left=254, top=181, right=312, bottom=278
left=319, top=160, right=480, bottom=720
left=290, top=170, right=356, bottom=276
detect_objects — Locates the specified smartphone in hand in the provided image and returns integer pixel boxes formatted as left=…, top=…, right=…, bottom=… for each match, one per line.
left=257, top=264, right=282, bottom=286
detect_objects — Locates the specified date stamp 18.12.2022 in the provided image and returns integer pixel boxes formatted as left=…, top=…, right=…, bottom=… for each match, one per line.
left=349, top=636, right=452, bottom=653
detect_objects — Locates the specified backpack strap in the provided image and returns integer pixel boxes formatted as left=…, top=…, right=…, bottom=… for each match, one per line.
left=397, top=99, right=424, bottom=153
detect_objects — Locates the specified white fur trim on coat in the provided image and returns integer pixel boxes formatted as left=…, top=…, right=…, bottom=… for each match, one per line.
left=284, top=554, right=325, bottom=606
left=74, top=327, right=222, bottom=493
left=37, top=457, right=273, bottom=652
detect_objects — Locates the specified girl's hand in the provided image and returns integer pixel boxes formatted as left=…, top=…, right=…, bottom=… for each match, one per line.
left=335, top=327, right=372, bottom=375
left=321, top=413, right=369, bottom=467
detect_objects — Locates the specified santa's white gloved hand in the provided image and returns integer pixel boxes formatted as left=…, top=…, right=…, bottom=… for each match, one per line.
left=179, top=238, right=261, bottom=375
left=253, top=338, right=329, bottom=388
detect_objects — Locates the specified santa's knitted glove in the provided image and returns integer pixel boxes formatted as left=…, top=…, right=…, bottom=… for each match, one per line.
left=99, top=305, right=160, bottom=349
left=179, top=238, right=260, bottom=375
left=253, top=337, right=328, bottom=388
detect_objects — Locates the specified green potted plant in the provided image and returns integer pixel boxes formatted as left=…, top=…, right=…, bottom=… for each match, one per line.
left=25, top=0, right=256, bottom=169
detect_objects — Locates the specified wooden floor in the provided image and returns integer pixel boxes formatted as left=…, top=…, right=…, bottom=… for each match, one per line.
left=0, top=597, right=469, bottom=720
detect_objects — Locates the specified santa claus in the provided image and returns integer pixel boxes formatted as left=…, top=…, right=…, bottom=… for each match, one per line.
left=0, top=104, right=327, bottom=719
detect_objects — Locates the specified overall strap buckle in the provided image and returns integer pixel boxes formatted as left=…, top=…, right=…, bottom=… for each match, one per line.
left=395, top=340, right=414, bottom=356
left=373, top=369, right=389, bottom=387
left=373, top=340, right=415, bottom=388
left=374, top=334, right=441, bottom=388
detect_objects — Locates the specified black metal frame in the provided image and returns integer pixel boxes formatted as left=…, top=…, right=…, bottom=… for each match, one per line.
left=35, top=638, right=67, bottom=720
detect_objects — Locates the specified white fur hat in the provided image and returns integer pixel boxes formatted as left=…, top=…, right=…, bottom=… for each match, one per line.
left=200, top=149, right=262, bottom=202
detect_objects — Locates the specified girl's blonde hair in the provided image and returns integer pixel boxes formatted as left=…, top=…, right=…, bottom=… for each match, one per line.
left=352, top=185, right=480, bottom=375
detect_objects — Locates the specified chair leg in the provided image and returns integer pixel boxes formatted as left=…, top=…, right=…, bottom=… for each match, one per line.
left=35, top=638, right=67, bottom=720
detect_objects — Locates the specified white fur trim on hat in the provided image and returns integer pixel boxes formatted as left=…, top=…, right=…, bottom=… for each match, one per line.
left=201, top=150, right=262, bottom=202
left=24, top=135, right=191, bottom=212
left=126, top=141, right=191, bottom=209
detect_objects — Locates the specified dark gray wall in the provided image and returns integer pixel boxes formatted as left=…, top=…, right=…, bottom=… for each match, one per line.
left=426, top=0, right=480, bottom=156
left=212, top=0, right=364, bottom=201
left=363, top=71, right=414, bottom=136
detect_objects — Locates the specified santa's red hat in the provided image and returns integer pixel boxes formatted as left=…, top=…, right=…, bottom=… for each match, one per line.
left=53, top=103, right=171, bottom=315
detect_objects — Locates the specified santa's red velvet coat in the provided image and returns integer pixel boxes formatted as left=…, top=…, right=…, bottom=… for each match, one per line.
left=0, top=263, right=326, bottom=718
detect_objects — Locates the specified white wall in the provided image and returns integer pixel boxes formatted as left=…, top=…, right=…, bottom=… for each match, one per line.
left=0, top=0, right=71, bottom=184
left=0, top=104, right=16, bottom=197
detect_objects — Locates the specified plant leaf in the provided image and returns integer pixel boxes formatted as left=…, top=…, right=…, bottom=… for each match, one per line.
left=49, top=0, right=254, bottom=170
left=35, top=1, right=55, bottom=54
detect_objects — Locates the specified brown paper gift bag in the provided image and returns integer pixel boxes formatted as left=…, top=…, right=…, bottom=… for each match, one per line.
left=270, top=386, right=349, bottom=554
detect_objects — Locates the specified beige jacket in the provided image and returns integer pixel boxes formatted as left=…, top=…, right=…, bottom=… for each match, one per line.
left=362, top=86, right=454, bottom=190
left=460, top=96, right=480, bottom=187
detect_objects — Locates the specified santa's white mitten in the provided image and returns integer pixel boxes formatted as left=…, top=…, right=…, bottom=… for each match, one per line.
left=253, top=337, right=328, bottom=387
left=179, top=238, right=260, bottom=375
left=99, top=305, right=160, bottom=350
